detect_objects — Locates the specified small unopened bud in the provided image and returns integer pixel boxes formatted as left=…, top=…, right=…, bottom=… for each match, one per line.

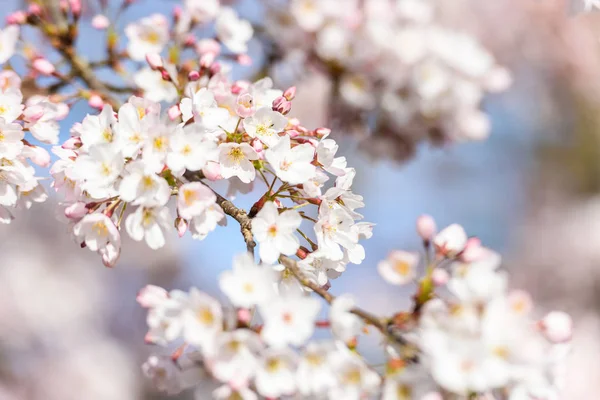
left=137, top=285, right=168, bottom=308
left=200, top=53, right=215, bottom=69
left=62, top=136, right=82, bottom=149
left=91, top=14, right=110, bottom=29
left=88, top=94, right=104, bottom=110
left=252, top=139, right=263, bottom=153
left=69, top=0, right=82, bottom=18
left=173, top=5, right=182, bottom=20
left=32, top=58, right=56, bottom=76
left=237, top=308, right=252, bottom=324
left=175, top=217, right=188, bottom=237
left=167, top=105, right=181, bottom=120
left=188, top=70, right=200, bottom=82
left=416, top=214, right=436, bottom=242
left=28, top=4, right=42, bottom=16
left=101, top=244, right=120, bottom=268
left=433, top=224, right=467, bottom=258
left=144, top=52, right=163, bottom=70
left=540, top=311, right=573, bottom=344
left=272, top=96, right=291, bottom=115
left=65, top=202, right=87, bottom=219
left=236, top=54, right=252, bottom=66
left=459, top=237, right=485, bottom=262
left=315, top=127, right=331, bottom=137
left=209, top=62, right=221, bottom=74
left=431, top=268, right=449, bottom=287
left=287, top=129, right=300, bottom=138
left=283, top=86, right=296, bottom=101
left=184, top=34, right=196, bottom=47
left=6, top=11, right=27, bottom=25
left=202, top=162, right=222, bottom=181
left=160, top=69, right=172, bottom=81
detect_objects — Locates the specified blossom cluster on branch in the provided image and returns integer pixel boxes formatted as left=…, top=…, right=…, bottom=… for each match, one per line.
left=0, top=0, right=580, bottom=399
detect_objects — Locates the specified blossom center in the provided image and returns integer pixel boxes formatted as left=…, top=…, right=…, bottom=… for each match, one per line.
left=183, top=189, right=198, bottom=206
left=92, top=221, right=108, bottom=237
left=268, top=224, right=278, bottom=237
left=228, top=147, right=245, bottom=164
left=392, top=260, right=411, bottom=276
left=142, top=175, right=155, bottom=189
left=282, top=312, right=293, bottom=324
left=197, top=307, right=215, bottom=325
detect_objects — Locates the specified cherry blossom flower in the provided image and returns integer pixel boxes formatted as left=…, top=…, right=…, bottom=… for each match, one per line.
left=255, top=347, right=298, bottom=398
left=219, top=252, right=277, bottom=308
left=378, top=250, right=419, bottom=285
left=218, top=142, right=258, bottom=183
left=265, top=135, right=316, bottom=184
left=251, top=201, right=301, bottom=264
left=243, top=107, right=288, bottom=148
left=125, top=206, right=172, bottom=249
left=125, top=14, right=170, bottom=61
left=215, top=7, right=253, bottom=54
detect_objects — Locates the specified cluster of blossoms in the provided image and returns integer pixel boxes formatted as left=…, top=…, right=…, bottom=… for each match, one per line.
left=265, top=0, right=511, bottom=158
left=0, top=0, right=576, bottom=399
left=139, top=220, right=572, bottom=400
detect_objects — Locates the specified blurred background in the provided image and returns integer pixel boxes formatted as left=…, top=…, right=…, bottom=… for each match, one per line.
left=1, top=0, right=600, bottom=398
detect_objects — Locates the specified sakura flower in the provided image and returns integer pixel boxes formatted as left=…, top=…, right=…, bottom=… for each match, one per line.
left=0, top=25, right=19, bottom=64
left=189, top=202, right=226, bottom=240
left=134, top=67, right=179, bottom=103
left=69, top=144, right=123, bottom=199
left=0, top=118, right=23, bottom=159
left=177, top=182, right=215, bottom=220
left=433, top=223, right=468, bottom=257
left=255, top=347, right=298, bottom=398
left=78, top=104, right=117, bottom=150
left=215, top=7, right=253, bottom=54
left=185, top=0, right=220, bottom=23
left=291, top=0, right=327, bottom=32
left=181, top=288, right=223, bottom=352
left=142, top=120, right=178, bottom=171
left=316, top=138, right=347, bottom=176
left=265, top=135, right=316, bottom=184
left=296, top=341, right=337, bottom=397
left=259, top=293, right=320, bottom=348
left=328, top=349, right=382, bottom=400
left=330, top=294, right=364, bottom=343
left=251, top=201, right=301, bottom=264
left=219, top=252, right=277, bottom=308
left=22, top=99, right=61, bottom=144
left=0, top=88, right=23, bottom=123
left=378, top=250, right=419, bottom=285
left=125, top=205, right=172, bottom=249
left=114, top=101, right=153, bottom=158
left=125, top=14, right=169, bottom=61
left=119, top=160, right=171, bottom=207
left=73, top=213, right=120, bottom=252
left=314, top=206, right=359, bottom=261
left=248, top=78, right=283, bottom=109
left=243, top=107, right=288, bottom=148
left=211, top=385, right=258, bottom=400
left=142, top=355, right=185, bottom=395
left=210, top=329, right=264, bottom=386
left=166, top=127, right=217, bottom=176
left=218, top=142, right=258, bottom=183
left=297, top=250, right=347, bottom=286
left=179, top=87, right=231, bottom=130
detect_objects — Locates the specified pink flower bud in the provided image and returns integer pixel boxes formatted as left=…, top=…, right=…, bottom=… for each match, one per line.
left=431, top=268, right=449, bottom=287
left=196, top=39, right=221, bottom=56
left=459, top=237, right=485, bottom=262
left=62, top=136, right=82, bottom=150
left=101, top=244, right=120, bottom=268
left=160, top=69, right=172, bottom=81
left=88, top=95, right=104, bottom=110
left=237, top=308, right=252, bottom=324
left=236, top=93, right=255, bottom=118
left=145, top=52, right=163, bottom=70
left=167, top=105, right=181, bottom=120
left=60, top=0, right=68, bottom=12
left=175, top=217, right=188, bottom=237
left=65, top=202, right=87, bottom=219
left=137, top=285, right=168, bottom=308
left=272, top=96, right=291, bottom=115
left=23, top=145, right=50, bottom=167
left=236, top=54, right=252, bottom=66
left=209, top=62, right=221, bottom=74
left=184, top=34, right=196, bottom=47
left=416, top=214, right=436, bottom=241
left=283, top=86, right=296, bottom=101
left=69, top=0, right=82, bottom=18
left=173, top=5, right=182, bottom=19
left=200, top=53, right=215, bottom=69
left=32, top=58, right=56, bottom=76
left=540, top=311, right=573, bottom=344
left=91, top=14, right=110, bottom=30
left=252, top=139, right=264, bottom=153
left=6, top=11, right=26, bottom=25
left=315, top=127, right=331, bottom=137
left=287, top=129, right=300, bottom=138
left=188, top=70, right=200, bottom=81
left=202, top=162, right=222, bottom=181
left=28, top=4, right=42, bottom=16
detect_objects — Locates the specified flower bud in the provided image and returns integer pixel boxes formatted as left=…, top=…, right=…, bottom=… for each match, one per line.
left=252, top=139, right=263, bottom=153
left=62, top=136, right=82, bottom=150
left=91, top=14, right=109, bottom=29
left=167, top=105, right=181, bottom=120
left=283, top=86, right=296, bottom=101
left=6, top=11, right=27, bottom=25
left=101, top=243, right=120, bottom=268
left=175, top=217, right=188, bottom=237
left=236, top=54, right=252, bottom=66
left=28, top=4, right=42, bottom=16
left=88, top=94, right=104, bottom=110
left=540, top=311, right=573, bottom=344
left=69, top=0, right=82, bottom=18
left=196, top=39, right=221, bottom=56
left=160, top=69, right=172, bottom=81
left=32, top=58, right=56, bottom=76
left=209, top=62, right=221, bottom=74
left=188, top=70, right=200, bottom=81
left=65, top=202, right=87, bottom=220
left=145, top=52, right=163, bottom=70
left=272, top=96, right=291, bottom=115
left=433, top=224, right=468, bottom=257
left=202, top=162, right=222, bottom=181
left=459, top=237, right=485, bottom=262
left=200, top=53, right=215, bottom=69
left=315, top=127, right=331, bottom=137
left=237, top=308, right=252, bottom=324
left=416, top=214, right=436, bottom=241
left=184, top=34, right=196, bottom=47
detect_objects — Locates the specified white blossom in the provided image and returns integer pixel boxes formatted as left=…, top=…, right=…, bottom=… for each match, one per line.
left=251, top=201, right=301, bottom=264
